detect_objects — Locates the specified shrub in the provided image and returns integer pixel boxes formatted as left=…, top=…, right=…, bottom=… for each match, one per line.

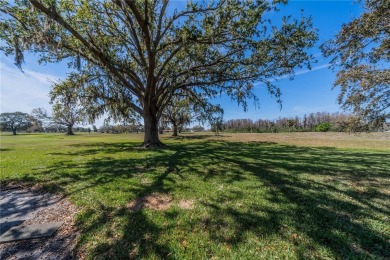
left=315, top=122, right=332, bottom=132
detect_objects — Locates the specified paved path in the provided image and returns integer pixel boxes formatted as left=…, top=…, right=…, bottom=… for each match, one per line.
left=0, top=186, right=78, bottom=259
left=1, top=189, right=60, bottom=222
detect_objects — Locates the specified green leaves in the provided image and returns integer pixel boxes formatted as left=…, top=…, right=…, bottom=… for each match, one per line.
left=49, top=75, right=89, bottom=128
left=0, top=112, right=33, bottom=134
left=321, top=0, right=389, bottom=126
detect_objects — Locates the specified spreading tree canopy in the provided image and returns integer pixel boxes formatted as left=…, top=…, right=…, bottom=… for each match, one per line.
left=30, top=107, right=50, bottom=130
left=1, top=0, right=317, bottom=146
left=162, top=96, right=193, bottom=136
left=162, top=90, right=223, bottom=136
left=321, top=0, right=390, bottom=127
left=0, top=112, right=33, bottom=135
left=49, top=76, right=88, bottom=135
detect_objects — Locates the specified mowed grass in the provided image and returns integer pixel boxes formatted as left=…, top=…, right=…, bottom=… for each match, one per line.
left=1, top=132, right=389, bottom=259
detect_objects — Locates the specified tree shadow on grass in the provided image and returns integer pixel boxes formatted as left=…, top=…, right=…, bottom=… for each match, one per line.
left=200, top=143, right=389, bottom=258
left=168, top=133, right=232, bottom=141
left=48, top=142, right=157, bottom=157
left=22, top=140, right=390, bottom=258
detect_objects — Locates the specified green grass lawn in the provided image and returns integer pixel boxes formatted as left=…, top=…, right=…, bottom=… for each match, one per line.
left=1, top=132, right=389, bottom=259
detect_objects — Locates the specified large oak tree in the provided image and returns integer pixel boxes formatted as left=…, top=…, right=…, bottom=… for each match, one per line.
left=1, top=0, right=317, bottom=146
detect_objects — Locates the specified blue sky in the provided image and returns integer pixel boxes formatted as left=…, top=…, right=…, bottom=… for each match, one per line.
left=0, top=0, right=362, bottom=127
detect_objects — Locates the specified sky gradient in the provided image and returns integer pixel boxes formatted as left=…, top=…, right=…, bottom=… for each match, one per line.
left=0, top=0, right=362, bottom=127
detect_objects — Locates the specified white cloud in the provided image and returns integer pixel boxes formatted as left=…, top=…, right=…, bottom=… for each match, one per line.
left=0, top=61, right=61, bottom=114
left=0, top=61, right=112, bottom=127
left=254, top=63, right=330, bottom=88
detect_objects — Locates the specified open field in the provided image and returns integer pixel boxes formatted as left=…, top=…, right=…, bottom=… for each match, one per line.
left=1, top=132, right=389, bottom=258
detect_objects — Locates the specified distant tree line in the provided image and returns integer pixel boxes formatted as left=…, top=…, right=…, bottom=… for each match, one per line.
left=2, top=109, right=388, bottom=135
left=0, top=108, right=208, bottom=135
left=0, top=108, right=94, bottom=135
left=223, top=112, right=389, bottom=134
left=98, top=122, right=142, bottom=134
left=98, top=123, right=206, bottom=134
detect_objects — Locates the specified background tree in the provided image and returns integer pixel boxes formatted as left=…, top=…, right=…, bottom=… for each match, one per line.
left=1, top=0, right=317, bottom=147
left=0, top=112, right=33, bottom=135
left=29, top=107, right=51, bottom=132
left=31, top=107, right=49, bottom=120
left=192, top=125, right=204, bottom=132
left=49, top=78, right=88, bottom=135
left=210, top=116, right=224, bottom=136
left=162, top=88, right=224, bottom=136
left=162, top=96, right=192, bottom=136
left=321, top=0, right=389, bottom=127
left=204, top=104, right=224, bottom=135
left=30, top=107, right=67, bottom=133
left=99, top=122, right=112, bottom=134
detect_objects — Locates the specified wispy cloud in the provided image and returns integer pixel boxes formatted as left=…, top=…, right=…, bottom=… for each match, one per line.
left=0, top=61, right=109, bottom=126
left=295, top=63, right=330, bottom=76
left=0, top=61, right=61, bottom=114
left=254, top=63, right=330, bottom=88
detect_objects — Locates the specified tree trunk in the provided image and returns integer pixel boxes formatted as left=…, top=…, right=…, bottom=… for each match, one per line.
left=143, top=110, right=163, bottom=147
left=172, top=124, right=178, bottom=137
left=12, top=128, right=16, bottom=135
left=67, top=124, right=74, bottom=135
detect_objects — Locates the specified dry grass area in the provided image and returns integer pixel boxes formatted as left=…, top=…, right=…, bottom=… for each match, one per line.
left=178, top=199, right=195, bottom=210
left=199, top=132, right=390, bottom=150
left=127, top=193, right=173, bottom=212
left=127, top=194, right=195, bottom=212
